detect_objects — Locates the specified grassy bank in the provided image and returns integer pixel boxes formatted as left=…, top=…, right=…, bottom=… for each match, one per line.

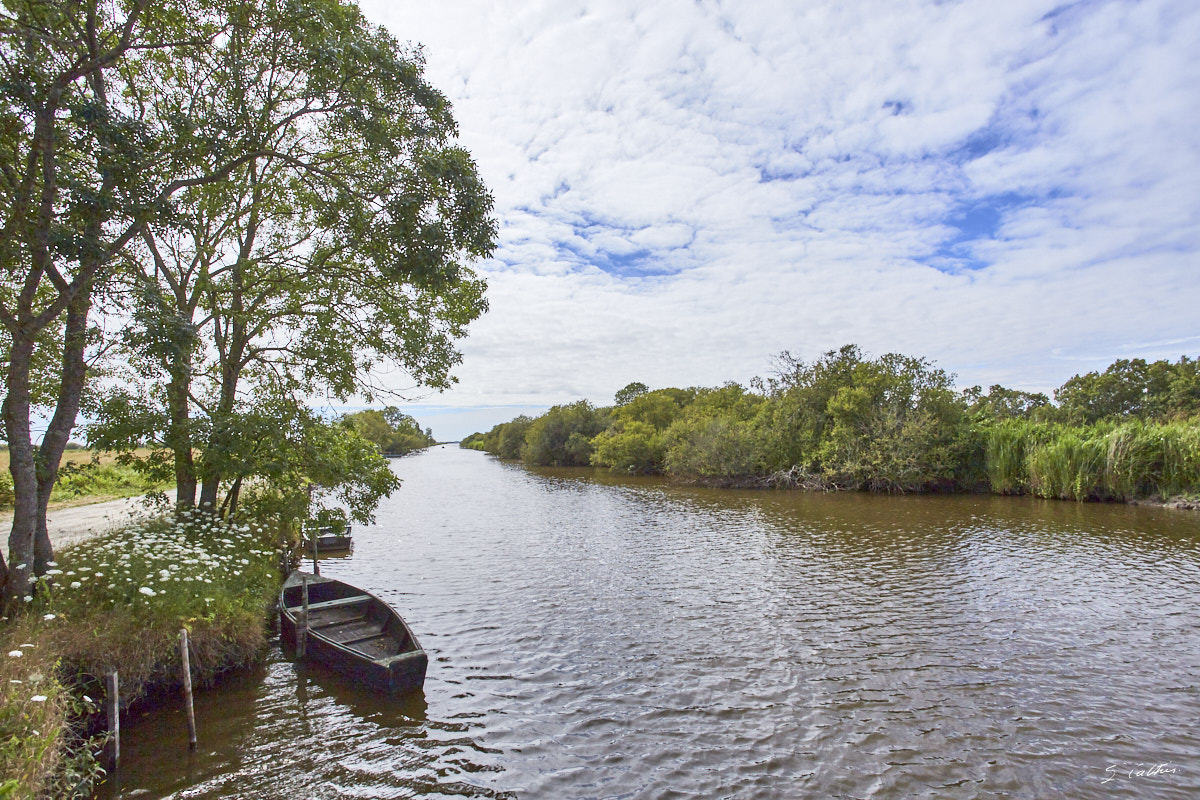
left=0, top=449, right=170, bottom=511
left=0, top=513, right=284, bottom=799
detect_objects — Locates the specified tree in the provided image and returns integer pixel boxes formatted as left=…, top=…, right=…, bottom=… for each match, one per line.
left=592, top=388, right=692, bottom=473
left=661, top=383, right=765, bottom=481
left=2, top=0, right=495, bottom=607
left=962, top=384, right=1051, bottom=421
left=614, top=381, right=649, bottom=406
left=88, top=0, right=494, bottom=515
left=522, top=402, right=608, bottom=466
left=490, top=416, right=533, bottom=459
left=817, top=353, right=965, bottom=491
left=344, top=407, right=434, bottom=454
left=756, top=345, right=865, bottom=473
left=1055, top=357, right=1199, bottom=424
left=212, top=393, right=401, bottom=525
left=1, top=0, right=242, bottom=606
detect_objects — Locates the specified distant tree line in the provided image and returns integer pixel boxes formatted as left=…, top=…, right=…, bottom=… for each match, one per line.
left=461, top=346, right=1200, bottom=502
left=343, top=408, right=436, bottom=455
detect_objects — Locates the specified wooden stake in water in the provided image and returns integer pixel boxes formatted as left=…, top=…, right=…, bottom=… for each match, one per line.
left=312, top=530, right=320, bottom=576
left=105, top=670, right=120, bottom=771
left=179, top=628, right=197, bottom=750
left=298, top=576, right=310, bottom=660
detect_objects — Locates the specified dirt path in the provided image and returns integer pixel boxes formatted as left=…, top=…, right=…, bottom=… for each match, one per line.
left=0, top=490, right=177, bottom=559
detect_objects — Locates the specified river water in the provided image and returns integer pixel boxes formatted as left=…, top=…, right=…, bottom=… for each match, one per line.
left=112, top=446, right=1200, bottom=799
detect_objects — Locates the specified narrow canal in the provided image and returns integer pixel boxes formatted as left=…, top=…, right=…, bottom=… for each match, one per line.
left=112, top=446, right=1200, bottom=799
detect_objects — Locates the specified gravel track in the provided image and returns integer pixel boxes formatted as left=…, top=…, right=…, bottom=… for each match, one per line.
left=1, top=491, right=176, bottom=559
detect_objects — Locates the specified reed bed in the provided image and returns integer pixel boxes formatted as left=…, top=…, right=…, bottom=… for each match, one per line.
left=983, top=418, right=1200, bottom=501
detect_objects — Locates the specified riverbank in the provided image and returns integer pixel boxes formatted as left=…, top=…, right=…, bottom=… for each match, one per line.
left=0, top=513, right=283, bottom=799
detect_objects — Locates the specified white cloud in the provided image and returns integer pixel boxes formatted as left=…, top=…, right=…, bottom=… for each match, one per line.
left=359, top=0, right=1200, bottom=440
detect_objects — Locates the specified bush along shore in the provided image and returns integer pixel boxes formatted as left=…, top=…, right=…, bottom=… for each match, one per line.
left=463, top=346, right=1200, bottom=505
left=0, top=512, right=286, bottom=799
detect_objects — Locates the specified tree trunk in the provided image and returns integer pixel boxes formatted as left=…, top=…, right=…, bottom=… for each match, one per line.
left=167, top=351, right=197, bottom=510
left=33, top=287, right=93, bottom=573
left=3, top=334, right=39, bottom=608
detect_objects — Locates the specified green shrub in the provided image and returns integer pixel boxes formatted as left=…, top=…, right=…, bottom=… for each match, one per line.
left=521, top=402, right=607, bottom=466
left=51, top=462, right=165, bottom=503
left=663, top=414, right=764, bottom=481
left=592, top=421, right=667, bottom=474
left=1104, top=419, right=1200, bottom=499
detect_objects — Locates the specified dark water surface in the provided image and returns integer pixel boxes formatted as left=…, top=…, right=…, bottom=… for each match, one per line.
left=113, top=447, right=1200, bottom=799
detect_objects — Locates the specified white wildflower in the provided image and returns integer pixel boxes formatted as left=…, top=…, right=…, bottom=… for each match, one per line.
left=70, top=581, right=82, bottom=589
left=30, top=695, right=46, bottom=702
left=7, top=651, right=22, bottom=658
left=139, top=587, right=156, bottom=597
left=43, top=614, right=56, bottom=621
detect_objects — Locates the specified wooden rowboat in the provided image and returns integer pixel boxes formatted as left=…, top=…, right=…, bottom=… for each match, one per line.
left=279, top=571, right=427, bottom=694
left=304, top=529, right=353, bottom=553
left=303, top=520, right=353, bottom=553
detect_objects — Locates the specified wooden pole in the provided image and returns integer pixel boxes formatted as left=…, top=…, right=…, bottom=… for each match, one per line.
left=105, top=671, right=120, bottom=771
left=298, top=576, right=309, bottom=660
left=179, top=628, right=197, bottom=750
left=312, top=531, right=320, bottom=576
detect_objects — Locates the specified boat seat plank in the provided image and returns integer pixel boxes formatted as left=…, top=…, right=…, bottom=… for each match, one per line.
left=310, top=609, right=369, bottom=630
left=289, top=595, right=371, bottom=613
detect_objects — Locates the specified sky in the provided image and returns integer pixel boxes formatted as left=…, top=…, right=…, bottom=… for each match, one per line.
left=348, top=0, right=1200, bottom=441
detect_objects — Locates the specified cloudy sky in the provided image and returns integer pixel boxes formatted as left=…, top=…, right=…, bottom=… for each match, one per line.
left=352, top=0, right=1199, bottom=441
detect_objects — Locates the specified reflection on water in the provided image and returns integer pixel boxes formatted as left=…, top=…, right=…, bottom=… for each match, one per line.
left=114, top=447, right=1200, bottom=799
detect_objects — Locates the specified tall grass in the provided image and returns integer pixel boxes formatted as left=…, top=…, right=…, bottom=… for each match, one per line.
left=984, top=418, right=1200, bottom=501
left=1160, top=422, right=1200, bottom=496
left=984, top=420, right=1044, bottom=494
left=1027, top=431, right=1107, bottom=500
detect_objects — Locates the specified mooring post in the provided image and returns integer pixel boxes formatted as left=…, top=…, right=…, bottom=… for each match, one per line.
left=312, top=532, right=320, bottom=576
left=298, top=576, right=310, bottom=660
left=179, top=628, right=197, bottom=750
left=105, top=670, right=120, bottom=772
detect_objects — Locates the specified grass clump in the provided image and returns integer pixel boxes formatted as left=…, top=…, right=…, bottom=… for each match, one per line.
left=0, top=618, right=104, bottom=800
left=1, top=511, right=284, bottom=797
